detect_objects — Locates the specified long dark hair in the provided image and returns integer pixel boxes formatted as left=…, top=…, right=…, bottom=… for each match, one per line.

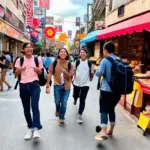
left=57, top=48, right=69, bottom=60
left=22, top=43, right=32, bottom=50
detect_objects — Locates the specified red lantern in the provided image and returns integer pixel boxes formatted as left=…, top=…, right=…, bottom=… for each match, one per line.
left=44, top=27, right=56, bottom=38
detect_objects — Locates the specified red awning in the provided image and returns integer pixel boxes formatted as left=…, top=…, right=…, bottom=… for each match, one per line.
left=97, top=12, right=150, bottom=40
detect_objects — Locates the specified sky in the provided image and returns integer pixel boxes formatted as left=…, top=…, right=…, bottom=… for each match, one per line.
left=46, top=0, right=93, bottom=39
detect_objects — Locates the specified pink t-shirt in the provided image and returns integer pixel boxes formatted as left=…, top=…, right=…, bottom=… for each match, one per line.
left=15, top=56, right=43, bottom=83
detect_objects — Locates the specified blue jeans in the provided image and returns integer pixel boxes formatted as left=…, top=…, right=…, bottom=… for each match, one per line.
left=99, top=90, right=121, bottom=128
left=54, top=85, right=70, bottom=120
left=19, top=81, right=42, bottom=130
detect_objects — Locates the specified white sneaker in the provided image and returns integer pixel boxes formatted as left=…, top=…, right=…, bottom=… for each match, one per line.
left=24, top=129, right=33, bottom=140
left=33, top=130, right=40, bottom=139
left=77, top=115, right=83, bottom=124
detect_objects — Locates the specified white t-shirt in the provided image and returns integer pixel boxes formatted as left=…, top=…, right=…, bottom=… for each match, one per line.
left=74, top=59, right=92, bottom=87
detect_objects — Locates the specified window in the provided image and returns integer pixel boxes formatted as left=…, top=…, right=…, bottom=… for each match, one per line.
left=118, top=5, right=124, bottom=17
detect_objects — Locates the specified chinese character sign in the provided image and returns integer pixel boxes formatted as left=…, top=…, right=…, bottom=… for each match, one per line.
left=26, top=0, right=33, bottom=27
left=39, top=0, right=50, bottom=9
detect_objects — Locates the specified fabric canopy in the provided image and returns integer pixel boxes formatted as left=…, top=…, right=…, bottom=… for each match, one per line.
left=80, top=30, right=101, bottom=44
left=97, top=12, right=150, bottom=40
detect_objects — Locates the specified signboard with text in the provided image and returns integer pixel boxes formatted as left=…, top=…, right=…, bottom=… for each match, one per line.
left=26, top=0, right=33, bottom=27
left=39, top=0, right=50, bottom=9
left=46, top=16, right=54, bottom=25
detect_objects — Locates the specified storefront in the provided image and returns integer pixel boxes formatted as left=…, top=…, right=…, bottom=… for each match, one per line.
left=96, top=12, right=150, bottom=133
left=0, top=19, right=29, bottom=56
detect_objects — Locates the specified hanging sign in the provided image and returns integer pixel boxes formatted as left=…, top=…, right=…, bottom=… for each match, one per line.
left=44, top=27, right=56, bottom=38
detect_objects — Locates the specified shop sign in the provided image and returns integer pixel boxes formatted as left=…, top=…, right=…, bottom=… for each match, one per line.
left=55, top=17, right=64, bottom=24
left=0, top=20, right=24, bottom=42
left=39, top=0, right=50, bottom=9
left=26, top=0, right=33, bottom=27
left=46, top=16, right=54, bottom=25
left=0, top=5, right=5, bottom=19
left=34, top=7, right=43, bottom=15
left=95, top=20, right=105, bottom=30
left=76, top=17, right=80, bottom=26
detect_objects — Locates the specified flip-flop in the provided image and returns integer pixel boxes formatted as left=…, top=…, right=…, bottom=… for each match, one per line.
left=107, top=132, right=113, bottom=135
left=95, top=135, right=108, bottom=141
left=96, top=125, right=102, bottom=133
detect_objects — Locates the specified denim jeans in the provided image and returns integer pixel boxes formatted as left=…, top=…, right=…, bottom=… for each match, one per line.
left=99, top=90, right=121, bottom=128
left=19, top=81, right=42, bottom=130
left=73, top=85, right=89, bottom=115
left=54, top=85, right=70, bottom=120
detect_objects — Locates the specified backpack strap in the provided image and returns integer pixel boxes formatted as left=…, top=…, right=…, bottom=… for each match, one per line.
left=88, top=60, right=92, bottom=77
left=68, top=61, right=71, bottom=72
left=106, top=56, right=114, bottom=64
left=76, top=59, right=80, bottom=68
left=53, top=59, right=57, bottom=74
left=34, top=57, right=39, bottom=67
left=20, top=57, right=24, bottom=67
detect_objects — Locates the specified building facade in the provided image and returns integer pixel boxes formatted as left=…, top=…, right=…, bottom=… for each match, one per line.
left=0, top=0, right=29, bottom=56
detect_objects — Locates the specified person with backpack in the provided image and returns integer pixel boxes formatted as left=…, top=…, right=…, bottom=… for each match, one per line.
left=93, top=41, right=133, bottom=141
left=73, top=49, right=94, bottom=124
left=15, top=43, right=43, bottom=140
left=0, top=51, right=12, bottom=92
left=46, top=48, right=74, bottom=125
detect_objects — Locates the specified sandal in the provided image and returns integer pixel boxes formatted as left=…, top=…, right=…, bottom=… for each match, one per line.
left=95, top=135, right=108, bottom=141
left=107, top=131, right=113, bottom=135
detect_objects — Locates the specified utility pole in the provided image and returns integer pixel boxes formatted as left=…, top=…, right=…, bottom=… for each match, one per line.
left=87, top=3, right=92, bottom=33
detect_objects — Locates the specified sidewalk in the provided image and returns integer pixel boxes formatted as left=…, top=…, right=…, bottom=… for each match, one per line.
left=0, top=75, right=150, bottom=150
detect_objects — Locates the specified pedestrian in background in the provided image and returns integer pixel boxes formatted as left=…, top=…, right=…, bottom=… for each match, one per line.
left=0, top=51, right=12, bottom=92
left=15, top=43, right=43, bottom=140
left=46, top=48, right=74, bottom=125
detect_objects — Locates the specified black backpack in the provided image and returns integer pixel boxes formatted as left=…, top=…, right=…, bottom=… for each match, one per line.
left=53, top=59, right=71, bottom=74
left=75, top=59, right=93, bottom=80
left=106, top=57, right=134, bottom=94
left=14, top=57, right=47, bottom=89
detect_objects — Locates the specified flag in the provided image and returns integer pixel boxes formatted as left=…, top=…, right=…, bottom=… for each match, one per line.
left=39, top=0, right=50, bottom=9
left=26, top=0, right=33, bottom=27
left=55, top=25, right=63, bottom=32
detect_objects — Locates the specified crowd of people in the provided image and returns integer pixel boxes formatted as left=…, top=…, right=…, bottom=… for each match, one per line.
left=0, top=41, right=136, bottom=142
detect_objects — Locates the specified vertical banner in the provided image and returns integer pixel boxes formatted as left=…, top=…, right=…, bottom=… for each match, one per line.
left=68, top=30, right=72, bottom=39
left=76, top=17, right=80, bottom=26
left=26, top=0, right=33, bottom=27
left=39, top=0, right=50, bottom=9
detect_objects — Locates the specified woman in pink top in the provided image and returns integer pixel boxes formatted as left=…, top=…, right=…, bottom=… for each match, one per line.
left=15, top=43, right=43, bottom=140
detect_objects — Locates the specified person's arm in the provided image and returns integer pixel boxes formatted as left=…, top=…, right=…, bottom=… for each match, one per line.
left=95, top=59, right=106, bottom=77
left=34, top=58, right=43, bottom=75
left=0, top=57, right=6, bottom=65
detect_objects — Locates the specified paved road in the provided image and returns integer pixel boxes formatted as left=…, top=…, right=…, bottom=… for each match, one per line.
left=0, top=75, right=150, bottom=150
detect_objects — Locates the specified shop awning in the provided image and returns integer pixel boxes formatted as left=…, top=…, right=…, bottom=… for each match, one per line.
left=97, top=12, right=150, bottom=40
left=80, top=30, right=101, bottom=44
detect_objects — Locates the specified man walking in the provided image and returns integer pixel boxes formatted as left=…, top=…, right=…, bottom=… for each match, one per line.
left=93, top=41, right=121, bottom=140
left=73, top=49, right=94, bottom=124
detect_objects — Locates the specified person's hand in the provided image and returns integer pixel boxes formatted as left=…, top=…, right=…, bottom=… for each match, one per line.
left=20, top=66, right=26, bottom=72
left=133, top=66, right=140, bottom=73
left=93, top=65, right=98, bottom=71
left=34, top=67, right=40, bottom=73
left=60, top=68, right=66, bottom=73
left=46, top=86, right=50, bottom=94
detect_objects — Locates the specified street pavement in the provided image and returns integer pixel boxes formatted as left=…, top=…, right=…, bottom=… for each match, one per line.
left=0, top=74, right=150, bottom=150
